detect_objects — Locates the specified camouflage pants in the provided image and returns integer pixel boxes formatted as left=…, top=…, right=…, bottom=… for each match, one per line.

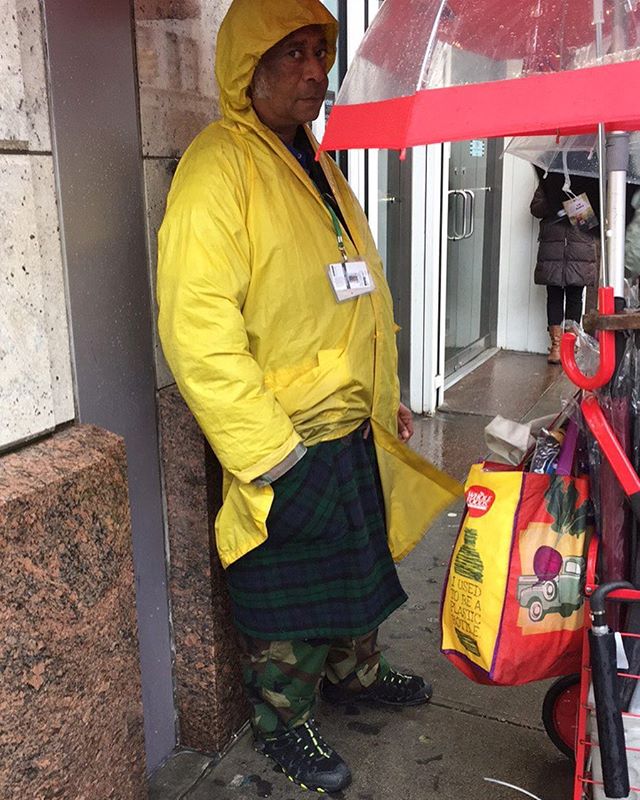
left=238, top=629, right=390, bottom=736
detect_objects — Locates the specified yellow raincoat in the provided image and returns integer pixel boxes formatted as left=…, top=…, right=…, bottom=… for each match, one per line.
left=157, top=0, right=462, bottom=568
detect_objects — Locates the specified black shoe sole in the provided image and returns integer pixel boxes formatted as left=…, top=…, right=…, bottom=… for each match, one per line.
left=322, top=691, right=432, bottom=708
left=366, top=691, right=432, bottom=707
left=254, top=742, right=352, bottom=794
left=321, top=682, right=433, bottom=707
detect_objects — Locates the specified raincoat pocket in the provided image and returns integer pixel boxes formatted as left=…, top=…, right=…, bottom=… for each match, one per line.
left=215, top=478, right=274, bottom=568
left=371, top=421, right=463, bottom=562
left=267, top=349, right=356, bottom=421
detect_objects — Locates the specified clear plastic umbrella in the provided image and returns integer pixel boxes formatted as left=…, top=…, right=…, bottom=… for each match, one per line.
left=319, top=0, right=640, bottom=326
left=320, top=0, right=640, bottom=151
left=504, top=133, right=640, bottom=184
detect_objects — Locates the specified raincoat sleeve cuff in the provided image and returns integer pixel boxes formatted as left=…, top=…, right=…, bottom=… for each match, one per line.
left=234, top=431, right=303, bottom=484
left=252, top=443, right=308, bottom=487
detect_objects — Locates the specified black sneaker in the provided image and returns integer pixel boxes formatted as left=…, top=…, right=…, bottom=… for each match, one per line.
left=320, top=669, right=432, bottom=707
left=254, top=718, right=352, bottom=794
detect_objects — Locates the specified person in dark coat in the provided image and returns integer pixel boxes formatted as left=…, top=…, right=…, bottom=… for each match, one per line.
left=530, top=166, right=601, bottom=364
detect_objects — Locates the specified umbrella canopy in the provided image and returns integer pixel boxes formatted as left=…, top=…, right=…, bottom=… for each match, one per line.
left=504, top=133, right=640, bottom=184
left=320, top=0, right=640, bottom=152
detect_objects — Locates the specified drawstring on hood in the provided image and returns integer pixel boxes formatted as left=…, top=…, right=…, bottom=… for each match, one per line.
left=215, top=0, right=338, bottom=124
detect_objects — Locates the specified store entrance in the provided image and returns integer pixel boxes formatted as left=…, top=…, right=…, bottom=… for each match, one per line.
left=444, top=138, right=503, bottom=380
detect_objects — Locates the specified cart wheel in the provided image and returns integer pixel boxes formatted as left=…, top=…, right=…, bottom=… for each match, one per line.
left=542, top=673, right=580, bottom=759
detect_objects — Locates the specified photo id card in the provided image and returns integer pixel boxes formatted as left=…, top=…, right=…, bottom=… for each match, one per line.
left=327, top=260, right=375, bottom=303
left=562, top=193, right=598, bottom=231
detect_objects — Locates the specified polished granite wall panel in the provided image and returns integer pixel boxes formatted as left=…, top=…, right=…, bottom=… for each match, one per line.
left=158, top=385, right=248, bottom=753
left=135, top=0, right=232, bottom=158
left=0, top=154, right=75, bottom=450
left=0, top=425, right=146, bottom=799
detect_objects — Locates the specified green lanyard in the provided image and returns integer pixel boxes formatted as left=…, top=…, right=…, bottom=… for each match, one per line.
left=323, top=199, right=349, bottom=263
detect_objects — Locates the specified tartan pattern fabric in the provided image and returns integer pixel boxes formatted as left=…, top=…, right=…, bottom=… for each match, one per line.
left=226, top=424, right=408, bottom=639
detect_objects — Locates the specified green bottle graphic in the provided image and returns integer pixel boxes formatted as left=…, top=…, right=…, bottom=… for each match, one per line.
left=454, top=527, right=484, bottom=583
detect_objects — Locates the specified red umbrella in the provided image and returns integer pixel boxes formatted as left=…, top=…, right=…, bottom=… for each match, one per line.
left=320, top=0, right=640, bottom=152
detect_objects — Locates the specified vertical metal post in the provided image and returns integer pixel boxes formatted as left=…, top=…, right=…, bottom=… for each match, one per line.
left=607, top=132, right=631, bottom=298
left=593, top=0, right=609, bottom=286
left=606, top=0, right=630, bottom=300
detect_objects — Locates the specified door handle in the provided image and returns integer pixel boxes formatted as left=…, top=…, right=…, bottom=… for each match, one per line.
left=447, top=190, right=465, bottom=241
left=462, top=189, right=475, bottom=239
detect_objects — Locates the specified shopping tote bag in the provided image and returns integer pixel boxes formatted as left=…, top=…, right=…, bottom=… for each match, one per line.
left=440, top=463, right=591, bottom=686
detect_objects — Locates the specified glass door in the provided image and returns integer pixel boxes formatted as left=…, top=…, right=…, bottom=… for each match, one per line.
left=316, top=0, right=446, bottom=414
left=377, top=150, right=413, bottom=399
left=444, top=137, right=502, bottom=378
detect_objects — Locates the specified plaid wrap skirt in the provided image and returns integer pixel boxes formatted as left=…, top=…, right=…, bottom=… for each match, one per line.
left=225, top=423, right=408, bottom=640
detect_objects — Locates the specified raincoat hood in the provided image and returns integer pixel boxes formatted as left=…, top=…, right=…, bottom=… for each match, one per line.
left=215, top=0, right=338, bottom=123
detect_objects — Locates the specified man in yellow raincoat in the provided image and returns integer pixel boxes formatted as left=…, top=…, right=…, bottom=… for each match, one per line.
left=157, top=0, right=460, bottom=793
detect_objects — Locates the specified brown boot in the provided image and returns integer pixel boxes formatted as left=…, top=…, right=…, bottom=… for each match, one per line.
left=547, top=325, right=562, bottom=364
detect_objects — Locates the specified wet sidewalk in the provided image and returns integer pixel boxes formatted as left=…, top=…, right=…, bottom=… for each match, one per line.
left=150, top=351, right=576, bottom=800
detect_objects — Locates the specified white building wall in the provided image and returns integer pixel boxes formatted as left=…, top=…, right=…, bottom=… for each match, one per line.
left=497, top=153, right=548, bottom=355
left=0, top=0, right=75, bottom=451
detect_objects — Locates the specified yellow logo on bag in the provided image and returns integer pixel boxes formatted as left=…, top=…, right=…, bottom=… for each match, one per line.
left=441, top=466, right=524, bottom=670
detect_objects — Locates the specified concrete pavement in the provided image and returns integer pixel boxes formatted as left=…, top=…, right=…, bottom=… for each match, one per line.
left=150, top=352, right=577, bottom=800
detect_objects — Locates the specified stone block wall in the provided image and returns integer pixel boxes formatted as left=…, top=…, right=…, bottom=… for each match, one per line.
left=135, top=0, right=232, bottom=389
left=0, top=0, right=75, bottom=451
left=135, top=0, right=249, bottom=755
left=0, top=425, right=146, bottom=799
left=158, top=387, right=248, bottom=753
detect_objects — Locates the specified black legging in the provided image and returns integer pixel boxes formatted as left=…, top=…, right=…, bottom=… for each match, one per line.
left=546, top=285, right=584, bottom=327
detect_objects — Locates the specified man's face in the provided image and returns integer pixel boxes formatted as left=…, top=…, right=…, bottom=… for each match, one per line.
left=250, top=25, right=330, bottom=136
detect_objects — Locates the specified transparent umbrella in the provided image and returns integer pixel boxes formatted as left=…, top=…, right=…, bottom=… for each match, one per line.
left=319, top=0, right=640, bottom=379
left=504, top=133, right=640, bottom=184
left=320, top=0, right=640, bottom=151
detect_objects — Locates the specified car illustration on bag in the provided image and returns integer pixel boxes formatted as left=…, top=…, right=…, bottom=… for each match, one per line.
left=516, top=556, right=585, bottom=623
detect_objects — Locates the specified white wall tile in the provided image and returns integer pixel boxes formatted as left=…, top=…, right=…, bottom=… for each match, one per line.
left=31, top=157, right=75, bottom=422
left=498, top=154, right=547, bottom=354
left=0, top=155, right=74, bottom=450
left=0, top=0, right=51, bottom=149
left=0, top=0, right=29, bottom=144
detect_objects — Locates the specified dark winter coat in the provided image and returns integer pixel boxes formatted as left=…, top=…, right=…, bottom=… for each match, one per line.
left=531, top=173, right=600, bottom=288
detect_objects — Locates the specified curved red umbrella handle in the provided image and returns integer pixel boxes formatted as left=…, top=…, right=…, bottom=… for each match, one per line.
left=586, top=534, right=599, bottom=595
left=560, top=286, right=616, bottom=390
left=581, top=393, right=640, bottom=521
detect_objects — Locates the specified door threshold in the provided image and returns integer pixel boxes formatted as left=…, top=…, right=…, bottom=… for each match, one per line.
left=443, top=347, right=499, bottom=391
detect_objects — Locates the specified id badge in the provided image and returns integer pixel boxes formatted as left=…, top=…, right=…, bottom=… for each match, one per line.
left=562, top=193, right=598, bottom=231
left=327, top=259, right=376, bottom=303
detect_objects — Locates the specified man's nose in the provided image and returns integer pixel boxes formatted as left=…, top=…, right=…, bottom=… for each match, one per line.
left=303, top=55, right=327, bottom=82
